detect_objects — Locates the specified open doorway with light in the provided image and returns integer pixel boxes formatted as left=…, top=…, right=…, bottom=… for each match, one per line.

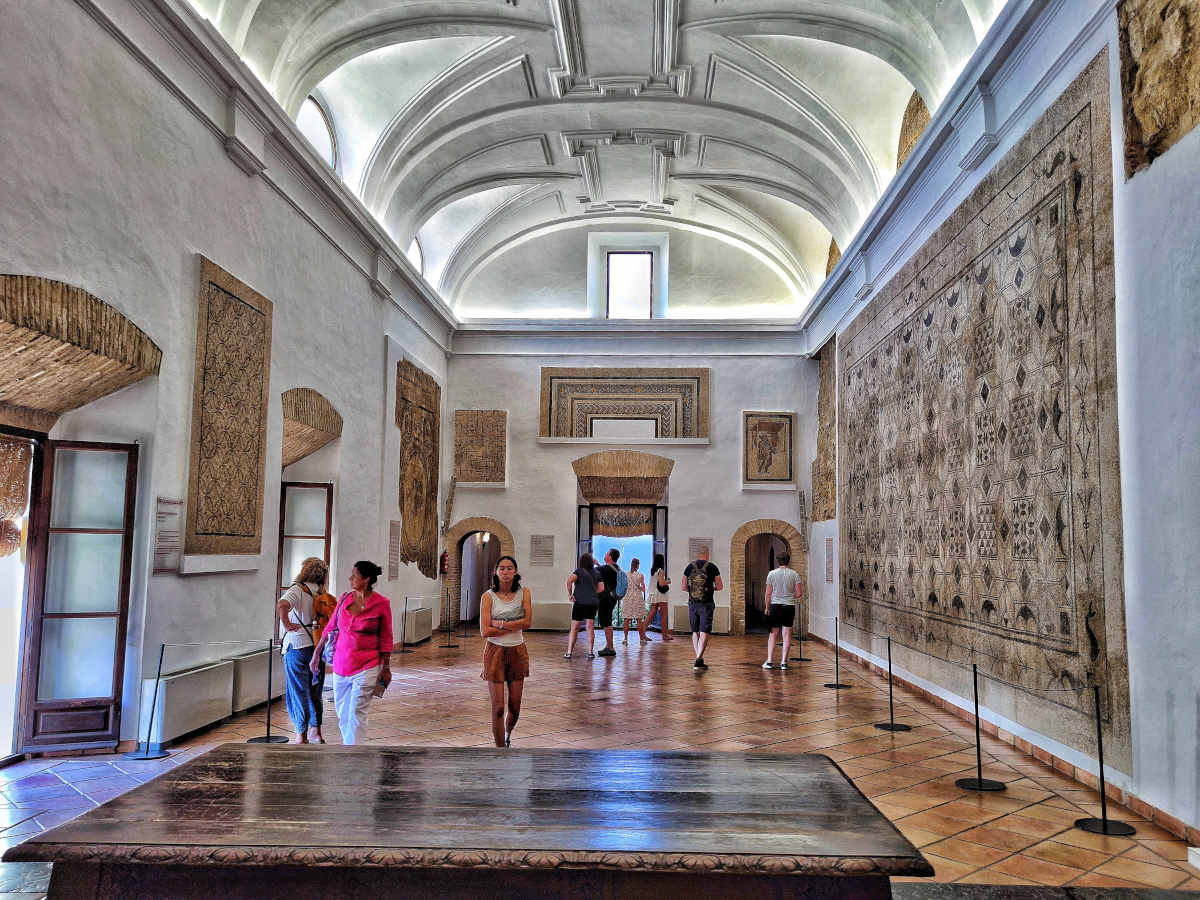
left=744, top=533, right=786, bottom=634
left=0, top=430, right=37, bottom=759
left=577, top=505, right=666, bottom=630
left=459, top=531, right=502, bottom=626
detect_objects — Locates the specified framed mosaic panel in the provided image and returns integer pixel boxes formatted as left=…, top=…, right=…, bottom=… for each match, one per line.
left=453, top=409, right=506, bottom=484
left=837, top=51, right=1130, bottom=767
left=539, top=368, right=709, bottom=438
left=184, top=257, right=273, bottom=555
left=743, top=412, right=794, bottom=484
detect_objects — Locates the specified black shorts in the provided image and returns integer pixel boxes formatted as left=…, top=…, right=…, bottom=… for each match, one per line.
left=597, top=598, right=617, bottom=628
left=571, top=602, right=597, bottom=622
left=688, top=600, right=715, bottom=634
left=768, top=603, right=796, bottom=628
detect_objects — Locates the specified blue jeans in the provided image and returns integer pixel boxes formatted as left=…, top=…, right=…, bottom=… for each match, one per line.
left=284, top=646, right=324, bottom=733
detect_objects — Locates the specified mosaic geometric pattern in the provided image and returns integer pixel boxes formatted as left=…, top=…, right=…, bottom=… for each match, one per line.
left=837, top=52, right=1129, bottom=765
left=185, top=258, right=272, bottom=554
left=453, top=410, right=506, bottom=484
left=396, top=360, right=440, bottom=579
left=540, top=368, right=709, bottom=438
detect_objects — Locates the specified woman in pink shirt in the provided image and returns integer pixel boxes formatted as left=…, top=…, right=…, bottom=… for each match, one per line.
left=311, top=560, right=392, bottom=745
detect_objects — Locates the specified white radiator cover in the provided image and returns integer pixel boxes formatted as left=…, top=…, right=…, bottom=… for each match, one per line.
left=226, top=648, right=286, bottom=713
left=137, top=660, right=234, bottom=745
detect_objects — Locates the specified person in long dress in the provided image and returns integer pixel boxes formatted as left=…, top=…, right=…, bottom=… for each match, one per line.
left=621, top=557, right=649, bottom=644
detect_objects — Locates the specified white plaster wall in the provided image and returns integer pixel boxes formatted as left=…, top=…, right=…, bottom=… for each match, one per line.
left=444, top=351, right=819, bottom=623
left=1111, top=103, right=1200, bottom=831
left=0, top=0, right=441, bottom=740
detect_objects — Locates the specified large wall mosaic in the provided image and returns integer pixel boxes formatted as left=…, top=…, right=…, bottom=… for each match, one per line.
left=453, top=410, right=506, bottom=484
left=811, top=338, right=837, bottom=522
left=837, top=51, right=1130, bottom=765
left=185, top=258, right=272, bottom=555
left=540, top=368, right=709, bottom=438
left=396, top=360, right=440, bottom=579
left=1118, top=0, right=1200, bottom=177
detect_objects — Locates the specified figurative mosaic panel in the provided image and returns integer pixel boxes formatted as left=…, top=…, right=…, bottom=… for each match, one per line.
left=396, top=360, right=440, bottom=579
left=838, top=52, right=1129, bottom=762
left=453, top=410, right=506, bottom=484
left=540, top=368, right=709, bottom=438
left=811, top=339, right=837, bottom=522
left=1118, top=0, right=1200, bottom=176
left=185, top=258, right=272, bottom=555
left=743, top=412, right=794, bottom=483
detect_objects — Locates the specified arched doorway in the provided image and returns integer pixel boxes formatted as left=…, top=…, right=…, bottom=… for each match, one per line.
left=744, top=533, right=787, bottom=634
left=729, top=519, right=807, bottom=636
left=443, top=517, right=514, bottom=626
left=458, top=530, right=502, bottom=623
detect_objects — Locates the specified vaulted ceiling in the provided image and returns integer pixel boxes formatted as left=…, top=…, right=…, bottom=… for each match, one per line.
left=193, top=0, right=1004, bottom=319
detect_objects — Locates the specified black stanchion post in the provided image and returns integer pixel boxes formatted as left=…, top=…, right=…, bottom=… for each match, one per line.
left=875, top=637, right=912, bottom=732
left=790, top=604, right=811, bottom=662
left=124, top=642, right=170, bottom=760
left=442, top=590, right=458, bottom=649
left=248, top=638, right=288, bottom=744
left=1075, top=684, right=1136, bottom=836
left=398, top=597, right=411, bottom=654
left=955, top=663, right=1006, bottom=791
left=824, top=616, right=850, bottom=689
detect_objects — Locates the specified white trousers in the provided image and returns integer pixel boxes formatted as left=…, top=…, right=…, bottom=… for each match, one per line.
left=331, top=664, right=379, bottom=745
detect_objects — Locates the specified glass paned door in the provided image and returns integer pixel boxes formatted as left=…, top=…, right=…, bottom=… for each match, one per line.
left=277, top=483, right=332, bottom=593
left=20, top=442, right=137, bottom=750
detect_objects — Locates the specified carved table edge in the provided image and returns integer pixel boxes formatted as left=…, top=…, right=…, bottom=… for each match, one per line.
left=2, top=844, right=934, bottom=876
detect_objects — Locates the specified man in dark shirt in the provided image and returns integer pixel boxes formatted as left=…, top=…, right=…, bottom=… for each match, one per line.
left=682, top=545, right=722, bottom=670
left=595, top=549, right=620, bottom=657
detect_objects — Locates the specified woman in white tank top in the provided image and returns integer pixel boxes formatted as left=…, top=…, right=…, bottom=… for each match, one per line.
left=479, top=555, right=532, bottom=747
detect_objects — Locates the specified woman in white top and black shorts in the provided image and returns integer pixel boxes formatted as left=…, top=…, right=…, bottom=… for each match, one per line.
left=762, top=549, right=801, bottom=670
left=480, top=555, right=532, bottom=747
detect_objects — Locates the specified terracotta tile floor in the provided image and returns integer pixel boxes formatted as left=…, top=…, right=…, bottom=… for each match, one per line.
left=0, top=631, right=1197, bottom=897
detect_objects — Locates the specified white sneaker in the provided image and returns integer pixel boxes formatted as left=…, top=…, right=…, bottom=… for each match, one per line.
left=762, top=661, right=776, bottom=670
left=780, top=662, right=789, bottom=670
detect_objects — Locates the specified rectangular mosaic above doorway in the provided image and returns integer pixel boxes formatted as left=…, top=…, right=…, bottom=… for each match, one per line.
left=539, top=368, right=709, bottom=438
left=837, top=51, right=1129, bottom=768
left=743, top=411, right=794, bottom=484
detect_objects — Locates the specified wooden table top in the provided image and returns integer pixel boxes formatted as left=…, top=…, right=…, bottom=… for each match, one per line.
left=5, top=744, right=932, bottom=877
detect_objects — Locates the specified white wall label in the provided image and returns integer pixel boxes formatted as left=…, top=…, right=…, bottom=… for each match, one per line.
left=388, top=520, right=402, bottom=580
left=152, top=497, right=184, bottom=575
left=688, top=537, right=714, bottom=562
left=530, top=534, right=554, bottom=566
left=825, top=537, right=834, bottom=584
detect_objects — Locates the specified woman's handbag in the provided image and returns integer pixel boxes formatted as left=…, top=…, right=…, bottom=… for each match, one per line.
left=322, top=592, right=353, bottom=666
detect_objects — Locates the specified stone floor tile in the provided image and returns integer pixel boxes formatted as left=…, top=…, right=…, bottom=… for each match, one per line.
left=1091, top=856, right=1191, bottom=889
left=989, top=853, right=1085, bottom=885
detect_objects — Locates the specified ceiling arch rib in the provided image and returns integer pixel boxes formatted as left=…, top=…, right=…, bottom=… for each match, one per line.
left=679, top=7, right=952, bottom=107
left=278, top=16, right=555, bottom=117
left=431, top=182, right=815, bottom=302
left=376, top=98, right=874, bottom=245
left=209, top=0, right=1002, bottom=319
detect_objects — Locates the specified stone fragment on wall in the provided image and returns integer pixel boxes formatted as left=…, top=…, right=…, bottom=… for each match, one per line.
left=1119, top=0, right=1200, bottom=177
left=281, top=387, right=342, bottom=468
left=185, top=258, right=272, bottom=555
left=396, top=360, right=440, bottom=579
left=837, top=51, right=1131, bottom=768
left=743, top=411, right=794, bottom=483
left=896, top=91, right=932, bottom=170
left=825, top=239, right=841, bottom=278
left=453, top=410, right=506, bottom=483
left=811, top=338, right=837, bottom=522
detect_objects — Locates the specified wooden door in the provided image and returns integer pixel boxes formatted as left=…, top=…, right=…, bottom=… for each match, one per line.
left=19, top=441, right=137, bottom=751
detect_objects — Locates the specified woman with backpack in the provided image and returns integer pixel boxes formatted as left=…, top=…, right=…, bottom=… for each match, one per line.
left=310, top=560, right=392, bottom=745
left=565, top=552, right=600, bottom=659
left=277, top=556, right=329, bottom=744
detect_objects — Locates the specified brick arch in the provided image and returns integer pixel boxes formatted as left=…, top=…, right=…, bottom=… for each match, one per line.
left=443, top=517, right=515, bottom=625
left=729, top=519, right=807, bottom=636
